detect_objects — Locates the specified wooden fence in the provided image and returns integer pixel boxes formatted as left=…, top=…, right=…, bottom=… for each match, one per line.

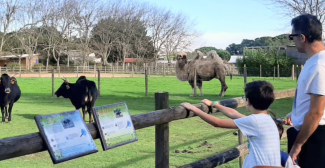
left=2, top=63, right=303, bottom=80
left=0, top=88, right=295, bottom=167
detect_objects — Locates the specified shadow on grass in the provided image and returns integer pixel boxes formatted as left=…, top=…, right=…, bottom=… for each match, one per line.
left=107, top=130, right=235, bottom=168
left=16, top=114, right=41, bottom=120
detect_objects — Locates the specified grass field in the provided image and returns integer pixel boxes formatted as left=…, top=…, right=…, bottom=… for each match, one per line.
left=0, top=76, right=296, bottom=168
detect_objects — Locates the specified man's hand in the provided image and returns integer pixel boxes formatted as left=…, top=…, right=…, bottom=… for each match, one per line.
left=289, top=144, right=301, bottom=165
left=201, top=99, right=213, bottom=106
left=285, top=112, right=293, bottom=126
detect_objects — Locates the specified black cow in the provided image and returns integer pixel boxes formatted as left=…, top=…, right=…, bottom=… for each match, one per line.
left=0, top=74, right=21, bottom=123
left=55, top=76, right=98, bottom=122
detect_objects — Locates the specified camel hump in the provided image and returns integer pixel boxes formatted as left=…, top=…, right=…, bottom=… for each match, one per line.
left=194, top=50, right=205, bottom=60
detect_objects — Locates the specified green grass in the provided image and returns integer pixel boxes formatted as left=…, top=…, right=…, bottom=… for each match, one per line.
left=0, top=76, right=295, bottom=168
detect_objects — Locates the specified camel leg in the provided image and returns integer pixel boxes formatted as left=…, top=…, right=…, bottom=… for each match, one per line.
left=218, top=76, right=228, bottom=97
left=197, top=80, right=203, bottom=96
left=188, top=80, right=195, bottom=96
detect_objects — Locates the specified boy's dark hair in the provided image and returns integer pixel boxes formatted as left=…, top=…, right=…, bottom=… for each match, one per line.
left=291, top=14, right=322, bottom=43
left=244, top=80, right=275, bottom=110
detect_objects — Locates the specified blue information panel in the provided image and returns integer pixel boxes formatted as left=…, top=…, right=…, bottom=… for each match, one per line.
left=93, top=102, right=138, bottom=151
left=35, top=110, right=98, bottom=164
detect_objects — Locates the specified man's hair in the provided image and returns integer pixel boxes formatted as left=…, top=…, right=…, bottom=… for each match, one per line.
left=244, top=80, right=275, bottom=110
left=291, top=14, right=322, bottom=43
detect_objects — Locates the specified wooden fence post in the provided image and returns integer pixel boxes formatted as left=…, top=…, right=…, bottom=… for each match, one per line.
left=19, top=66, right=21, bottom=78
left=97, top=69, right=100, bottom=97
left=238, top=64, right=247, bottom=168
left=243, top=64, right=247, bottom=85
left=77, top=66, right=79, bottom=78
left=193, top=68, right=197, bottom=97
left=155, top=92, right=169, bottom=168
left=292, top=64, right=295, bottom=80
left=131, top=64, right=134, bottom=77
left=145, top=67, right=148, bottom=97
left=277, top=64, right=280, bottom=78
left=52, top=69, right=55, bottom=97
left=163, top=63, right=165, bottom=77
left=273, top=66, right=275, bottom=81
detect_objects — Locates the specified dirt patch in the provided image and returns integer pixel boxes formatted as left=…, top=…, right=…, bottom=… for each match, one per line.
left=198, top=140, right=212, bottom=148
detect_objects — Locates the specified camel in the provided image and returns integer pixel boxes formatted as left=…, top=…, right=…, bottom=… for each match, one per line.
left=175, top=50, right=229, bottom=97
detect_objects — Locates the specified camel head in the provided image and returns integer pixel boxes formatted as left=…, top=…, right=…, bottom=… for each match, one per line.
left=176, top=52, right=187, bottom=68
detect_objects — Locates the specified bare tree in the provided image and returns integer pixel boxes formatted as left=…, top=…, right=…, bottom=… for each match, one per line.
left=72, top=0, right=105, bottom=69
left=266, top=0, right=325, bottom=23
left=162, top=12, right=199, bottom=63
left=146, top=6, right=199, bottom=63
left=0, top=0, right=22, bottom=56
left=15, top=0, right=46, bottom=70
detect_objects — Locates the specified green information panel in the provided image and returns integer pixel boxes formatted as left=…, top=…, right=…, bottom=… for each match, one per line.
left=93, top=102, right=138, bottom=150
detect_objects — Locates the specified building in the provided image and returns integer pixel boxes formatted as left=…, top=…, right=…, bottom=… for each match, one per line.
left=228, top=55, right=243, bottom=64
left=67, top=50, right=102, bottom=64
left=285, top=45, right=308, bottom=64
left=0, top=54, right=40, bottom=69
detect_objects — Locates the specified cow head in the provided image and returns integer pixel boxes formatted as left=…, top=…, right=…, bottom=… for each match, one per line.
left=55, top=77, right=71, bottom=98
left=0, top=73, right=16, bottom=94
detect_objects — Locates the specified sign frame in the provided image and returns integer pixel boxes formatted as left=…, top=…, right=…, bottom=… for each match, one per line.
left=34, top=110, right=98, bottom=164
left=93, top=102, right=138, bottom=151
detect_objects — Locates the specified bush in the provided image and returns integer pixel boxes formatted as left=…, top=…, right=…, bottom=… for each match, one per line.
left=33, top=63, right=45, bottom=68
left=236, top=48, right=295, bottom=77
left=216, top=49, right=231, bottom=61
left=8, top=62, right=20, bottom=68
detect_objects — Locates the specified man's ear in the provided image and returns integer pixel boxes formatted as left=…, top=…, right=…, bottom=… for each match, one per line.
left=300, top=34, right=306, bottom=43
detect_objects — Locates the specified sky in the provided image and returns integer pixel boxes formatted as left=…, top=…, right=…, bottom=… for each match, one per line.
left=137, top=0, right=293, bottom=51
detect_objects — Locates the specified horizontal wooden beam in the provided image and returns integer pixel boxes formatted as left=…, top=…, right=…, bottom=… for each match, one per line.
left=0, top=89, right=295, bottom=161
left=179, top=126, right=290, bottom=168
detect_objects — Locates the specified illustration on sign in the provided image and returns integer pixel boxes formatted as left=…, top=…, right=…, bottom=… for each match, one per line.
left=35, top=110, right=98, bottom=164
left=94, top=102, right=138, bottom=150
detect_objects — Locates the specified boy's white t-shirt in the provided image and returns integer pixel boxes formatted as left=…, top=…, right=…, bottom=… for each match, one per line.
left=234, top=114, right=281, bottom=168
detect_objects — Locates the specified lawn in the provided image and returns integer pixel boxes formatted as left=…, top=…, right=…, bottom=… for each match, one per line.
left=0, top=76, right=296, bottom=168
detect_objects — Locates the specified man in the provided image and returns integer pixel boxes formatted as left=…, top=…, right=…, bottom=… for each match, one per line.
left=286, top=14, right=325, bottom=168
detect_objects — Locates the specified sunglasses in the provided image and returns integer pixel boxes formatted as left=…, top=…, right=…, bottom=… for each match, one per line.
left=289, top=34, right=301, bottom=40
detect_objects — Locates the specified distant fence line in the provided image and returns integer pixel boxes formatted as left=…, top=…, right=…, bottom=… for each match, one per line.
left=3, top=63, right=303, bottom=79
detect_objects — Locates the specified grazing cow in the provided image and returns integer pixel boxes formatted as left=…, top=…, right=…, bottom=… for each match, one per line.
left=0, top=74, right=21, bottom=123
left=55, top=76, right=98, bottom=122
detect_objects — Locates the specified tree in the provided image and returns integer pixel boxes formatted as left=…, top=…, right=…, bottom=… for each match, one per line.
left=0, top=0, right=22, bottom=56
left=265, top=0, right=325, bottom=24
left=196, top=46, right=231, bottom=60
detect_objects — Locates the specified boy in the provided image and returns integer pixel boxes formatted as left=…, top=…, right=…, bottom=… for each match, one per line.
left=181, top=81, right=281, bottom=168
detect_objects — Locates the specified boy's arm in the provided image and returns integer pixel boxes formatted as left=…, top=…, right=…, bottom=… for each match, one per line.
left=181, top=103, right=238, bottom=129
left=202, top=99, right=246, bottom=119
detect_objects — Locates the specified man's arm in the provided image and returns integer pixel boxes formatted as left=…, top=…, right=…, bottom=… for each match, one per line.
left=292, top=94, right=325, bottom=147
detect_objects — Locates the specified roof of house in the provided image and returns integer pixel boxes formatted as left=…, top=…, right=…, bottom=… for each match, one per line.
left=124, top=58, right=137, bottom=63
left=228, top=55, right=243, bottom=64
left=0, top=54, right=39, bottom=60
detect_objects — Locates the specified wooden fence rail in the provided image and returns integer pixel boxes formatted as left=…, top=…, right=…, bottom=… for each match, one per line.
left=0, top=89, right=296, bottom=167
